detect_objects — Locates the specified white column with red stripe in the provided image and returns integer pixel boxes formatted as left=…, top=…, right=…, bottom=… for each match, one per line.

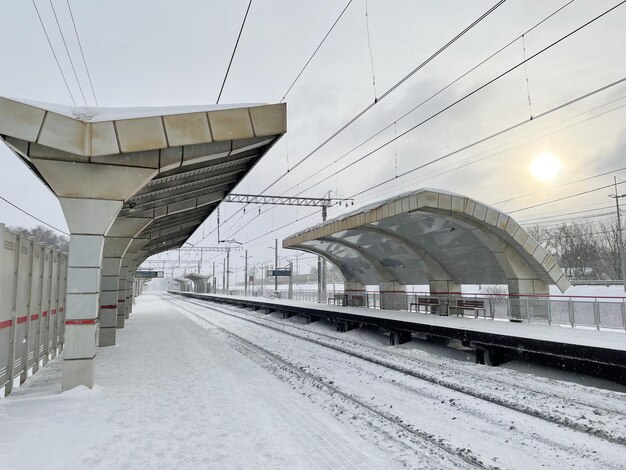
left=61, top=198, right=122, bottom=391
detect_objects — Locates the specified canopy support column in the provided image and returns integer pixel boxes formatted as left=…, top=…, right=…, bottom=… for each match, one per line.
left=379, top=281, right=407, bottom=310
left=61, top=198, right=121, bottom=391
left=429, top=280, right=462, bottom=315
left=507, top=279, right=550, bottom=322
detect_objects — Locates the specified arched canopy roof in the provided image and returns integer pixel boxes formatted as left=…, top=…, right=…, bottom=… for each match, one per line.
left=283, top=189, right=570, bottom=293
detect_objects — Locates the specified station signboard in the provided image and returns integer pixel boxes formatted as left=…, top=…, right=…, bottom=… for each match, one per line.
left=266, top=269, right=291, bottom=277
left=136, top=271, right=164, bottom=279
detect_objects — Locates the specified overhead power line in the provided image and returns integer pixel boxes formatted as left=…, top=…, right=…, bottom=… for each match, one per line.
left=219, top=80, right=626, bottom=249
left=66, top=0, right=98, bottom=106
left=299, top=0, right=626, bottom=200
left=508, top=181, right=626, bottom=214
left=217, top=0, right=253, bottom=104
left=276, top=0, right=576, bottom=201
left=48, top=0, right=88, bottom=106
left=258, top=0, right=507, bottom=195
left=0, top=195, right=69, bottom=235
left=31, top=0, right=76, bottom=105
left=280, top=0, right=354, bottom=102
left=192, top=0, right=508, bottom=245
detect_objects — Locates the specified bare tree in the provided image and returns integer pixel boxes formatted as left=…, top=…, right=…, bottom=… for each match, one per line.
left=9, top=225, right=69, bottom=252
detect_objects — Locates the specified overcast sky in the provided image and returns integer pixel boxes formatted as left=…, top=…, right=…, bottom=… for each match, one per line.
left=0, top=0, right=625, bottom=276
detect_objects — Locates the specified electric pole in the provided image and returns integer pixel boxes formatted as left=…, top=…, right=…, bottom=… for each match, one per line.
left=610, top=176, right=626, bottom=291
left=274, top=238, right=279, bottom=297
left=244, top=250, right=248, bottom=296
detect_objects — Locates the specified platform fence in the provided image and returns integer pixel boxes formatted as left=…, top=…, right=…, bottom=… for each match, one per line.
left=217, top=287, right=626, bottom=332
left=0, top=224, right=68, bottom=397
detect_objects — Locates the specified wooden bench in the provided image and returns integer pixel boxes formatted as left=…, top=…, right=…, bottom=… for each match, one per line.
left=409, top=297, right=439, bottom=314
left=328, top=293, right=346, bottom=305
left=450, top=299, right=487, bottom=318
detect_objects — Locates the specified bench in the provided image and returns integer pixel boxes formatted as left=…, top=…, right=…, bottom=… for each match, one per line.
left=409, top=297, right=439, bottom=314
left=346, top=294, right=365, bottom=307
left=450, top=299, right=487, bottom=318
left=328, top=293, right=365, bottom=307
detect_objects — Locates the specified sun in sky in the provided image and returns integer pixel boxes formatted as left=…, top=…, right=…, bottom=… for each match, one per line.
left=530, top=152, right=561, bottom=182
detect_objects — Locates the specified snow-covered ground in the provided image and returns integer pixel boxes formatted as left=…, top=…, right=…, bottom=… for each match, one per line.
left=3, top=293, right=626, bottom=469
left=0, top=295, right=400, bottom=470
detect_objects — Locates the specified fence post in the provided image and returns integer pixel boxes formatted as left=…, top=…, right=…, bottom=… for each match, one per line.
left=593, top=299, right=600, bottom=330
left=526, top=297, right=531, bottom=323
left=622, top=301, right=626, bottom=332
left=547, top=297, right=552, bottom=326
left=568, top=299, right=575, bottom=328
left=6, top=234, right=21, bottom=396
left=20, top=239, right=35, bottom=384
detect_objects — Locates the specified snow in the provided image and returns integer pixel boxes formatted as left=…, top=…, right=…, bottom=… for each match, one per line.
left=0, top=295, right=399, bottom=470
left=3, top=96, right=262, bottom=122
left=4, top=293, right=626, bottom=469
left=170, top=295, right=626, bottom=469
left=284, top=187, right=505, bottom=240
left=202, top=293, right=626, bottom=351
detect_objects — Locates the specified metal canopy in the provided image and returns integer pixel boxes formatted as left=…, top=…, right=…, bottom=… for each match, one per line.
left=0, top=97, right=286, bottom=255
left=283, top=189, right=571, bottom=292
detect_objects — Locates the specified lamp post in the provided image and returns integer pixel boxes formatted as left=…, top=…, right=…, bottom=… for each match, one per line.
left=609, top=176, right=626, bottom=291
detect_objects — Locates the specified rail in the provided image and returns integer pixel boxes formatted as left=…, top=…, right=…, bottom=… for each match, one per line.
left=213, top=287, right=626, bottom=332
left=0, top=224, right=68, bottom=396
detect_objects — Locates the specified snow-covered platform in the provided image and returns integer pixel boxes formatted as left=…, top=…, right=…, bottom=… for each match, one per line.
left=0, top=295, right=399, bottom=470
left=174, top=292, right=626, bottom=384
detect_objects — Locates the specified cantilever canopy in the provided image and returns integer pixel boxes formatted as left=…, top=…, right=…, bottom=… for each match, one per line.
left=283, top=189, right=570, bottom=293
left=0, top=97, right=286, bottom=256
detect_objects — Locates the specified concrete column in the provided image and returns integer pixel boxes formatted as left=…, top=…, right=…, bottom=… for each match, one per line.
left=99, top=256, right=122, bottom=346
left=99, top=218, right=150, bottom=346
left=116, top=264, right=129, bottom=328
left=429, top=279, right=462, bottom=315
left=344, top=280, right=366, bottom=306
left=60, top=198, right=121, bottom=391
left=379, top=281, right=408, bottom=310
left=507, top=279, right=550, bottom=322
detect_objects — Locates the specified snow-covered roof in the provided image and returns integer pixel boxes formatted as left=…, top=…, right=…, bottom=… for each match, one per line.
left=9, top=96, right=261, bottom=122
left=283, top=188, right=570, bottom=293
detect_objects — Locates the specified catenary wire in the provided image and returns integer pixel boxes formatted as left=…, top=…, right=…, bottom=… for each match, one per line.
left=276, top=0, right=576, bottom=200
left=0, top=195, right=69, bottom=235
left=257, top=0, right=507, bottom=194
left=66, top=0, right=98, bottom=106
left=191, top=0, right=509, bottom=245
left=221, top=78, right=626, bottom=243
left=280, top=0, right=354, bottom=102
left=48, top=0, right=88, bottom=106
left=212, top=0, right=607, bottom=242
left=217, top=0, right=253, bottom=104
left=31, top=0, right=76, bottom=105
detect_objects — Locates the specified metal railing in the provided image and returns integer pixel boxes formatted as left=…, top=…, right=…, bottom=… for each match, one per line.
left=0, top=224, right=68, bottom=397
left=217, top=287, right=626, bottom=332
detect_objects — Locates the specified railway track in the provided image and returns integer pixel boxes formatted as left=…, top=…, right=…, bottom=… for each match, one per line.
left=162, top=295, right=488, bottom=469
left=170, top=294, right=626, bottom=447
left=165, top=292, right=624, bottom=468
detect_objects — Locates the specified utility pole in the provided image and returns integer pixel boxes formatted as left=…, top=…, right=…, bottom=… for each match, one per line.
left=212, top=262, right=216, bottom=293
left=610, top=176, right=626, bottom=291
left=244, top=250, right=248, bottom=296
left=227, top=249, right=232, bottom=293
left=318, top=205, right=327, bottom=303
left=288, top=260, right=293, bottom=299
left=274, top=238, right=279, bottom=297
left=222, top=257, right=226, bottom=294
